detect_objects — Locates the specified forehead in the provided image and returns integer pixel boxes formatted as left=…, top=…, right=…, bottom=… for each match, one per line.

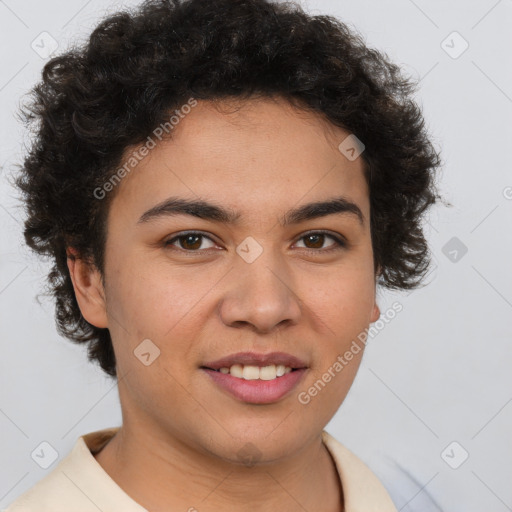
left=108, top=96, right=369, bottom=224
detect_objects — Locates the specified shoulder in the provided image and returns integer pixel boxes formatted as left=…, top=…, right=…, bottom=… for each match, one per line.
left=322, top=430, right=398, bottom=512
left=2, top=428, right=144, bottom=512
left=2, top=451, right=96, bottom=512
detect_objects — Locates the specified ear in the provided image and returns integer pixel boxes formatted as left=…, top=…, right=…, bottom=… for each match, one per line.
left=66, top=247, right=108, bottom=328
left=370, top=302, right=380, bottom=323
left=370, top=264, right=381, bottom=323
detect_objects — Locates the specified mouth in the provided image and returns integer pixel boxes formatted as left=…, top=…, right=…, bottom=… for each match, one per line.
left=200, top=352, right=308, bottom=404
left=202, top=363, right=298, bottom=380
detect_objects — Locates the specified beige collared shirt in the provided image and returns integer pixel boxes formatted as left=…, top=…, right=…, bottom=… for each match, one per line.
left=3, top=428, right=398, bottom=511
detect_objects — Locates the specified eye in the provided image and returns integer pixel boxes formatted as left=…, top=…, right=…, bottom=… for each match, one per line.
left=163, top=230, right=346, bottom=254
left=164, top=232, right=217, bottom=251
left=294, top=230, right=346, bottom=253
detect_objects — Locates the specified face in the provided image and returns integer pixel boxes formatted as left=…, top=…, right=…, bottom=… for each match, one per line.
left=72, top=96, right=380, bottom=463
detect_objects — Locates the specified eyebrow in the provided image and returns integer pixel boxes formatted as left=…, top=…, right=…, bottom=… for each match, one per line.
left=137, top=196, right=364, bottom=227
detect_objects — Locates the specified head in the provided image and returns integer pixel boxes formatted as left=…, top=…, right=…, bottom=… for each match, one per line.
left=16, top=0, right=441, bottom=461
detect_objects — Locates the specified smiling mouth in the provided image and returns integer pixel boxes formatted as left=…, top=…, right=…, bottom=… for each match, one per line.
left=201, top=363, right=299, bottom=381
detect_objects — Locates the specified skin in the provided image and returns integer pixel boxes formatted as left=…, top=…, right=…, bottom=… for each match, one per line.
left=67, top=96, right=380, bottom=512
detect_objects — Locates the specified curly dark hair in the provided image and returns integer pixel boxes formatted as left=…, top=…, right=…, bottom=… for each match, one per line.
left=13, top=0, right=442, bottom=379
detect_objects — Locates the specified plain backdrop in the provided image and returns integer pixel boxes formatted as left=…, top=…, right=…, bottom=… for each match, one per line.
left=1, top=0, right=511, bottom=510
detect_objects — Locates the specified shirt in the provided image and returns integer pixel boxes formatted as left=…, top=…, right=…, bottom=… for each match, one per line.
left=3, top=428, right=398, bottom=511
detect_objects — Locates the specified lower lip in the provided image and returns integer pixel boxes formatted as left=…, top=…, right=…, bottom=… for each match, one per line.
left=202, top=368, right=307, bottom=404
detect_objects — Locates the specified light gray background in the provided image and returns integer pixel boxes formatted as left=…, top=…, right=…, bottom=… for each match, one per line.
left=1, top=0, right=511, bottom=510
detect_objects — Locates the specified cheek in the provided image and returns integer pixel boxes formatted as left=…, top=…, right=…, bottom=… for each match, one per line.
left=306, top=266, right=375, bottom=335
left=107, top=263, right=204, bottom=414
left=297, top=282, right=371, bottom=421
left=106, top=253, right=208, bottom=338
left=107, top=258, right=234, bottom=400
left=303, top=263, right=375, bottom=403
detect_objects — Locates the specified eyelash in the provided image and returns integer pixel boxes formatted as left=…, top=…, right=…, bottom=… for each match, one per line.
left=163, top=230, right=347, bottom=255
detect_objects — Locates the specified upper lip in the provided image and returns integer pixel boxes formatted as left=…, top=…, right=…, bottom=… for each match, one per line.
left=201, top=351, right=308, bottom=370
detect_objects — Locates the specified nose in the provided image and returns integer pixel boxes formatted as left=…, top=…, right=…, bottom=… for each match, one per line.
left=218, top=251, right=302, bottom=334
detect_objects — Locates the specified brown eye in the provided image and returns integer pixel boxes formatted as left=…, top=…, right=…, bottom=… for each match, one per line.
left=165, top=233, right=216, bottom=251
left=295, top=231, right=346, bottom=252
left=178, top=234, right=202, bottom=250
left=303, top=233, right=325, bottom=249
left=163, top=230, right=346, bottom=254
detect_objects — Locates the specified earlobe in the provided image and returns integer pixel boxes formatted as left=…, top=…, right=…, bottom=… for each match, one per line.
left=371, top=265, right=382, bottom=323
left=370, top=302, right=380, bottom=323
left=66, top=248, right=108, bottom=329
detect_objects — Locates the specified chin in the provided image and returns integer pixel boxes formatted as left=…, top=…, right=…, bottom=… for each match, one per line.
left=205, top=419, right=314, bottom=465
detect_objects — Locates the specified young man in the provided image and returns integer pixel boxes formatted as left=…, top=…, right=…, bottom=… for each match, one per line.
left=7, top=0, right=441, bottom=510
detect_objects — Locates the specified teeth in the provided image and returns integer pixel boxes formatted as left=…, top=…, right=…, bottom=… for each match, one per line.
left=242, top=365, right=260, bottom=380
left=230, top=364, right=243, bottom=378
left=259, top=364, right=277, bottom=381
left=216, top=364, right=294, bottom=380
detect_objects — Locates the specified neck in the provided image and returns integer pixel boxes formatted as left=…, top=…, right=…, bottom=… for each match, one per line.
left=94, top=423, right=344, bottom=512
